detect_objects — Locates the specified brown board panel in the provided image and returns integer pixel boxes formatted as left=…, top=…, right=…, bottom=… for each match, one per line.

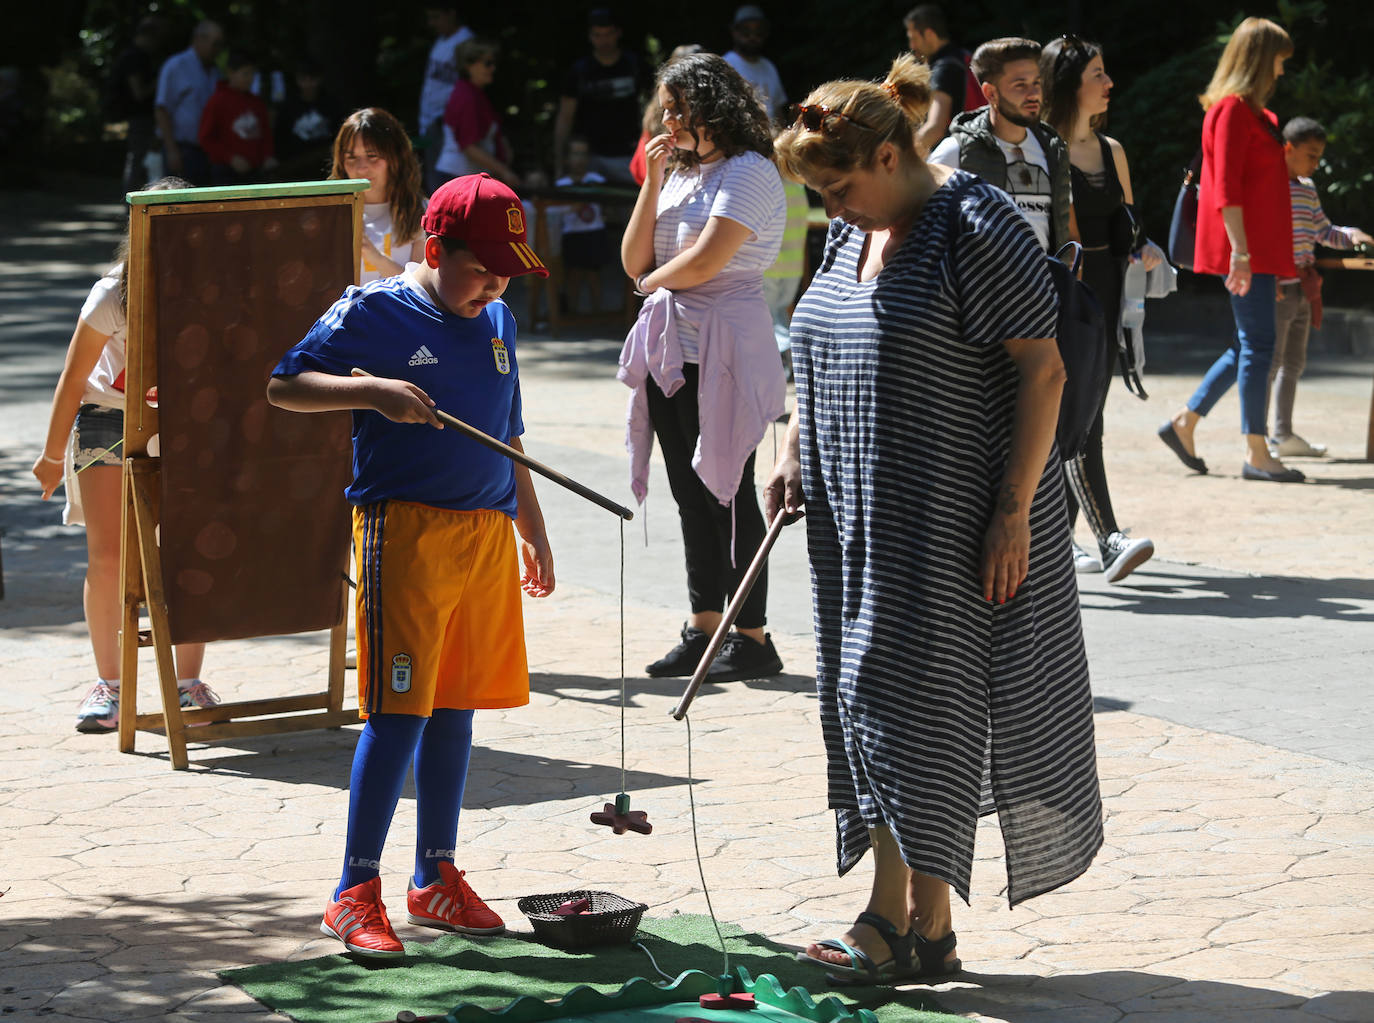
left=151, top=202, right=354, bottom=644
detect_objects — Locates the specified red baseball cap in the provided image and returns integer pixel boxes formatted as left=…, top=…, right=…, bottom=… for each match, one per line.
left=421, top=173, right=548, bottom=278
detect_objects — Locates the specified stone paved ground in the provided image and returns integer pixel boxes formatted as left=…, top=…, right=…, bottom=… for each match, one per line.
left=1, top=182, right=1372, bottom=1022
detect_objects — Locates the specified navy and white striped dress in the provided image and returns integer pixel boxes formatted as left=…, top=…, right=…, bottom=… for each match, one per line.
left=790, top=173, right=1103, bottom=907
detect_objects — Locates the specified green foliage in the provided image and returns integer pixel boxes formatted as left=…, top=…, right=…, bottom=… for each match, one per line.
left=13, top=0, right=1373, bottom=234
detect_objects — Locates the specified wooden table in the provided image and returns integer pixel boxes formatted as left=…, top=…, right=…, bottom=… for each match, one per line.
left=1314, top=255, right=1374, bottom=460
left=524, top=184, right=639, bottom=336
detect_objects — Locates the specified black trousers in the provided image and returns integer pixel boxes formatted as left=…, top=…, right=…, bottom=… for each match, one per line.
left=1064, top=248, right=1124, bottom=547
left=644, top=364, right=768, bottom=629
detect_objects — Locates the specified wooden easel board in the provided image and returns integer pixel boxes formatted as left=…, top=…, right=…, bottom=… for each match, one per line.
left=119, top=180, right=370, bottom=766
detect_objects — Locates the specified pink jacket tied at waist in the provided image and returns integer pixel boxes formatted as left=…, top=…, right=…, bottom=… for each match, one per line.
left=618, top=273, right=786, bottom=507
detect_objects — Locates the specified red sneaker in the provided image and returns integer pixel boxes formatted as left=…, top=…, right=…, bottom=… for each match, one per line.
left=320, top=877, right=405, bottom=958
left=406, top=861, right=505, bottom=934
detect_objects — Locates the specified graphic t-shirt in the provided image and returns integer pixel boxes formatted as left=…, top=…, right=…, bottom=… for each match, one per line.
left=79, top=268, right=128, bottom=409
left=929, top=129, right=1056, bottom=251
left=419, top=27, right=474, bottom=128
left=275, top=93, right=341, bottom=163
left=273, top=268, right=524, bottom=516
left=360, top=202, right=425, bottom=285
left=553, top=171, right=606, bottom=235
left=563, top=53, right=650, bottom=156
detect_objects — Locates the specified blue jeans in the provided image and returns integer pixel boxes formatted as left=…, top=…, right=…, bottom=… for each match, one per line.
left=1186, top=274, right=1276, bottom=436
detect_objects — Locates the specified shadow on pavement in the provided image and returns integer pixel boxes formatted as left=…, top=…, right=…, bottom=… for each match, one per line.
left=941, top=968, right=1369, bottom=1021
left=532, top=669, right=820, bottom=709
left=1309, top=475, right=1374, bottom=490
left=1080, top=566, right=1374, bottom=621
left=130, top=723, right=691, bottom=805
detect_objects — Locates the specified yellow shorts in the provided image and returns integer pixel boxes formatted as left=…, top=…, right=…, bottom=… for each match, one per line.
left=353, top=501, right=529, bottom=717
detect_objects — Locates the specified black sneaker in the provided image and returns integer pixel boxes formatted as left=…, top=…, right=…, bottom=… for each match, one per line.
left=646, top=623, right=711, bottom=678
left=1100, top=531, right=1154, bottom=584
left=705, top=632, right=783, bottom=683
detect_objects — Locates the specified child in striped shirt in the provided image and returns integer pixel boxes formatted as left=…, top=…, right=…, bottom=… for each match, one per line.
left=1269, top=117, right=1372, bottom=457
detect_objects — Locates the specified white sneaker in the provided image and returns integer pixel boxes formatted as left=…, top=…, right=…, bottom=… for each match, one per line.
left=1101, top=531, right=1155, bottom=584
left=75, top=682, right=120, bottom=733
left=1071, top=541, right=1102, bottom=574
left=1272, top=434, right=1327, bottom=458
left=178, top=680, right=221, bottom=709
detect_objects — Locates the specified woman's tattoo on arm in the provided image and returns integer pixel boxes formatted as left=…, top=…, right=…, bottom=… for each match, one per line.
left=996, top=484, right=1020, bottom=515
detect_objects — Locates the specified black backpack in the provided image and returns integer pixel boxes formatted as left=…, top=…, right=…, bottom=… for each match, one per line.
left=946, top=177, right=1107, bottom=461
left=1044, top=241, right=1108, bottom=460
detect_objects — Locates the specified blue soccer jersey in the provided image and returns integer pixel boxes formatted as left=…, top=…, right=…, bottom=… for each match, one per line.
left=274, top=271, right=524, bottom=517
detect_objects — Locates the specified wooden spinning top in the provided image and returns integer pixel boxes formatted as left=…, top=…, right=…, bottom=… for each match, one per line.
left=590, top=792, right=652, bottom=835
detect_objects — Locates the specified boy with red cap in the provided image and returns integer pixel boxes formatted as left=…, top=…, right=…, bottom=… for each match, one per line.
left=268, top=173, right=554, bottom=958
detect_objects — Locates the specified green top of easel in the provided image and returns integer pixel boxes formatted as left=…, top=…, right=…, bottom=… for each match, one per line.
left=126, top=179, right=371, bottom=206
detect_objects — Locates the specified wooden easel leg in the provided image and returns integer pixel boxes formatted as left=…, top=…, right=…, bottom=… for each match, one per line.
left=1365, top=374, right=1374, bottom=462
left=129, top=462, right=190, bottom=770
left=328, top=621, right=347, bottom=714
left=118, top=466, right=140, bottom=754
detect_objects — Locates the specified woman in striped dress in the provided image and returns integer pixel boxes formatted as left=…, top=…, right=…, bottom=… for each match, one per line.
left=766, top=54, right=1102, bottom=983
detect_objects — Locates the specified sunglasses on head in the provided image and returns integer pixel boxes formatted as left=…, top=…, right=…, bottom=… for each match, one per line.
left=1053, top=35, right=1092, bottom=74
left=791, top=104, right=876, bottom=134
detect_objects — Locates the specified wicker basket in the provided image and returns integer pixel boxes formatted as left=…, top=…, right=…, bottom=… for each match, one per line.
left=517, top=890, right=648, bottom=949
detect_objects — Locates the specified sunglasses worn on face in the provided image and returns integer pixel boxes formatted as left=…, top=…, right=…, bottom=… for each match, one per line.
left=791, top=104, right=876, bottom=134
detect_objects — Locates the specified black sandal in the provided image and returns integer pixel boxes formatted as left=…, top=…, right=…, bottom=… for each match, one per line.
left=797, top=911, right=925, bottom=985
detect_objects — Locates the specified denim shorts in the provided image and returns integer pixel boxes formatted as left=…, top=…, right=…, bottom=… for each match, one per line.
left=73, top=404, right=124, bottom=467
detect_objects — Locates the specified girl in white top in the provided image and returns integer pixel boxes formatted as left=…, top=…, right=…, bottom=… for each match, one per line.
left=330, top=108, right=426, bottom=284
left=621, top=52, right=788, bottom=682
left=32, top=176, right=213, bottom=734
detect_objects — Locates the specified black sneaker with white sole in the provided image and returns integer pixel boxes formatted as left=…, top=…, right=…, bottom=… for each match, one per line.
left=1100, top=531, right=1154, bottom=584
left=646, top=622, right=711, bottom=678
left=705, top=632, right=783, bottom=683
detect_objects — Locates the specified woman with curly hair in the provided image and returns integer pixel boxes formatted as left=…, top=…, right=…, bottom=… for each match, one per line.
left=619, top=52, right=788, bottom=682
left=330, top=107, right=426, bottom=284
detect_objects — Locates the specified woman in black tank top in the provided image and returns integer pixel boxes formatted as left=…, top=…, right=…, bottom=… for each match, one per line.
left=1041, top=37, right=1161, bottom=583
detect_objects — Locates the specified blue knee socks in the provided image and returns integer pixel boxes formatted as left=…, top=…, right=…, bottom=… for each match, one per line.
left=336, top=713, right=426, bottom=898
left=334, top=709, right=475, bottom=899
left=413, top=708, right=475, bottom=888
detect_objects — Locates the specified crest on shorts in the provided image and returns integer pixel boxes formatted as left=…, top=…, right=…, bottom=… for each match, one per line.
left=491, top=337, right=510, bottom=375
left=390, top=653, right=412, bottom=693
left=506, top=204, right=524, bottom=235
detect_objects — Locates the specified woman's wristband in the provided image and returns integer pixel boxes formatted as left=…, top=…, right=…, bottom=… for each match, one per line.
left=1230, top=251, right=1250, bottom=262
left=635, top=272, right=654, bottom=295
left=41, top=453, right=63, bottom=465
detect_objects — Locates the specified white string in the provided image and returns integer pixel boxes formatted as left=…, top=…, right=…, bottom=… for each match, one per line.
left=619, top=518, right=626, bottom=796
left=685, top=713, right=729, bottom=977
left=633, top=941, right=676, bottom=983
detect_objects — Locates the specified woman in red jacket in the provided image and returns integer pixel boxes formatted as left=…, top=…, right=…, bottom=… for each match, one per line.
left=1157, top=18, right=1300, bottom=483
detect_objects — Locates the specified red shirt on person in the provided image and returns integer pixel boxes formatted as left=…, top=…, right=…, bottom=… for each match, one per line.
left=444, top=79, right=508, bottom=159
left=198, top=82, right=273, bottom=169
left=1194, top=94, right=1296, bottom=277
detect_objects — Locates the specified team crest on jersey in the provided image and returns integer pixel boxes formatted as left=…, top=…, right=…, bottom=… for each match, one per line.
left=491, top=337, right=510, bottom=375
left=390, top=653, right=412, bottom=693
left=506, top=205, right=524, bottom=235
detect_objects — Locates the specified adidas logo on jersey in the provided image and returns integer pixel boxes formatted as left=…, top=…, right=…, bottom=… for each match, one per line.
left=409, top=345, right=439, bottom=366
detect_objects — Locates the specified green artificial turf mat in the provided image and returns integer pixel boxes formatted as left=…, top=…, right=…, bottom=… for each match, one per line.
left=221, top=913, right=964, bottom=1023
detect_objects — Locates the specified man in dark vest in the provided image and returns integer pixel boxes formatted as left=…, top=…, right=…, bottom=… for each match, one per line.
left=929, top=37, right=1077, bottom=253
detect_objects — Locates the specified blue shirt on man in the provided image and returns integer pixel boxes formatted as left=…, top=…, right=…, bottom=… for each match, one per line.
left=273, top=269, right=524, bottom=518
left=155, top=46, right=220, bottom=143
